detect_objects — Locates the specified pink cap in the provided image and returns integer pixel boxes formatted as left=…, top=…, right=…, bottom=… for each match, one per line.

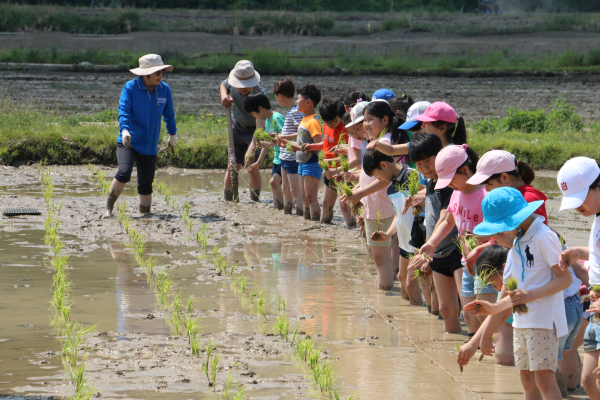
left=466, top=150, right=516, bottom=185
left=434, top=144, right=469, bottom=190
left=414, top=102, right=458, bottom=123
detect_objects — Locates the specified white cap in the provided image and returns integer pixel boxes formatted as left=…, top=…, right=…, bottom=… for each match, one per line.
left=228, top=60, right=261, bottom=88
left=129, top=54, right=173, bottom=76
left=346, top=101, right=369, bottom=128
left=399, top=101, right=431, bottom=130
left=557, top=156, right=600, bottom=211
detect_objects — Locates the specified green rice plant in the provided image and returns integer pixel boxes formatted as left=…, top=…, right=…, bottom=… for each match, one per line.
left=213, top=247, right=219, bottom=257
left=164, top=188, right=172, bottom=203
left=505, top=276, right=529, bottom=314
left=190, top=332, right=201, bottom=356
left=168, top=291, right=183, bottom=335
left=96, top=170, right=106, bottom=182
left=454, top=340, right=463, bottom=373
left=182, top=201, right=191, bottom=215
left=290, top=326, right=300, bottom=348
left=145, top=256, right=156, bottom=276
left=186, top=295, right=194, bottom=313
left=318, top=150, right=329, bottom=171
left=277, top=297, right=286, bottom=313
left=43, top=183, right=53, bottom=207
left=395, top=169, right=423, bottom=216
left=339, top=155, right=350, bottom=172
left=60, top=321, right=95, bottom=371
left=71, top=365, right=95, bottom=400
left=272, top=313, right=290, bottom=341
left=87, top=163, right=94, bottom=175
left=378, top=127, right=388, bottom=140
left=308, top=348, right=320, bottom=370
left=256, top=291, right=267, bottom=321
left=376, top=210, right=381, bottom=233
left=296, top=337, right=315, bottom=362
left=221, top=371, right=234, bottom=399
left=334, top=180, right=353, bottom=197
left=171, top=198, right=177, bottom=210
left=155, top=271, right=172, bottom=308
left=187, top=217, right=195, bottom=233
left=101, top=180, right=111, bottom=195
left=124, top=216, right=131, bottom=234
left=233, top=387, right=245, bottom=400
left=116, top=202, right=127, bottom=223
left=455, top=231, right=479, bottom=259
left=254, top=127, right=271, bottom=142
left=156, top=182, right=166, bottom=194
left=202, top=339, right=218, bottom=387
left=474, top=265, right=496, bottom=312
left=286, top=142, right=294, bottom=153
left=238, top=277, right=248, bottom=295
left=312, top=361, right=335, bottom=393
left=559, top=234, right=569, bottom=266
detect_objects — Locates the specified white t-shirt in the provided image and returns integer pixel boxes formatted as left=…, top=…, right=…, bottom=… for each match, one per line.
left=588, top=214, right=600, bottom=285
left=502, top=215, right=567, bottom=337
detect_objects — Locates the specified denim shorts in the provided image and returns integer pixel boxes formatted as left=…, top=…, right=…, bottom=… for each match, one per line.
left=559, top=293, right=583, bottom=360
left=584, top=316, right=600, bottom=353
left=271, top=162, right=282, bottom=178
left=461, top=266, right=497, bottom=298
left=281, top=159, right=299, bottom=175
left=298, top=161, right=323, bottom=180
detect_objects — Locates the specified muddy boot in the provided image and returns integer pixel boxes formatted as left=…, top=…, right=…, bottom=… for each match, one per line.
left=139, top=204, right=151, bottom=214
left=303, top=207, right=311, bottom=220
left=284, top=202, right=293, bottom=215
left=224, top=188, right=234, bottom=201
left=139, top=194, right=152, bottom=214
left=106, top=192, right=119, bottom=217
left=296, top=207, right=304, bottom=217
left=250, top=188, right=261, bottom=202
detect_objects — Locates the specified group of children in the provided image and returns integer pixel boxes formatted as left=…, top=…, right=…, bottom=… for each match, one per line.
left=235, top=76, right=600, bottom=399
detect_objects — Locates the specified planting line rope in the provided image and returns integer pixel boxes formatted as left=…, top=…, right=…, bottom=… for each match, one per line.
left=290, top=231, right=484, bottom=399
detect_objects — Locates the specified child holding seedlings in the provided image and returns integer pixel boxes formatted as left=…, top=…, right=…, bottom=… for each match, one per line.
left=406, top=134, right=462, bottom=333
left=341, top=100, right=399, bottom=290
left=243, top=92, right=285, bottom=210
left=273, top=77, right=305, bottom=216
left=364, top=149, right=427, bottom=304
left=556, top=157, right=600, bottom=398
left=415, top=144, right=497, bottom=337
left=278, top=84, right=323, bottom=221
left=302, top=97, right=355, bottom=226
left=465, top=187, right=572, bottom=400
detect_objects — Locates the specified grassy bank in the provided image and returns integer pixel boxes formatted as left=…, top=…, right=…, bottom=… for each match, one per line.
left=1, top=97, right=598, bottom=170
left=3, top=46, right=600, bottom=75
left=2, top=4, right=600, bottom=36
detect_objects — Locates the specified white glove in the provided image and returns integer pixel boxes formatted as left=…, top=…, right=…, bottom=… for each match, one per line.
left=122, top=130, right=132, bottom=149
left=168, top=134, right=178, bottom=148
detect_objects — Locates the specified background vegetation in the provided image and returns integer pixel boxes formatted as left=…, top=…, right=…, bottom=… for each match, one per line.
left=1, top=96, right=597, bottom=170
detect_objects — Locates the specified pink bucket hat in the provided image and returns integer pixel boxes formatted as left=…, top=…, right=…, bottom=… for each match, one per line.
left=414, top=102, right=458, bottom=124
left=466, top=150, right=516, bottom=185
left=435, top=144, right=469, bottom=190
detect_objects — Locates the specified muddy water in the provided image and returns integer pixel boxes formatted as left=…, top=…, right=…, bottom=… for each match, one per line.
left=0, top=165, right=590, bottom=399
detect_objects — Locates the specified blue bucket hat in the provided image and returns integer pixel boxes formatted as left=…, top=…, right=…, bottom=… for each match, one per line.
left=372, top=89, right=396, bottom=102
left=473, top=187, right=544, bottom=236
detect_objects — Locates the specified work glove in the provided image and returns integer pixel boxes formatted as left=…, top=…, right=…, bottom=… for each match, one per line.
left=122, top=130, right=132, bottom=149
left=168, top=134, right=178, bottom=149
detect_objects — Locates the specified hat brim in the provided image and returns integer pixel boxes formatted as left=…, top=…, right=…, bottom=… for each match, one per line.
left=560, top=188, right=588, bottom=211
left=400, top=120, right=419, bottom=130
left=473, top=200, right=544, bottom=236
left=434, top=170, right=457, bottom=190
left=414, top=115, right=437, bottom=122
left=345, top=116, right=364, bottom=128
left=129, top=65, right=173, bottom=76
left=466, top=172, right=493, bottom=186
left=228, top=70, right=261, bottom=88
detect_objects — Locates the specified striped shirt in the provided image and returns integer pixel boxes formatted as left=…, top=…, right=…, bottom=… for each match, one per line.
left=279, top=105, right=304, bottom=161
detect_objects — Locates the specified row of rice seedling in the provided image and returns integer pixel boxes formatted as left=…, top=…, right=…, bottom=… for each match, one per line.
left=41, top=168, right=96, bottom=399
left=88, top=164, right=110, bottom=196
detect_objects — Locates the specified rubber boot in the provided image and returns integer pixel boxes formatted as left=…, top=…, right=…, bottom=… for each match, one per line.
left=139, top=194, right=152, bottom=214
left=250, top=188, right=261, bottom=202
left=224, top=188, right=234, bottom=201
left=106, top=192, right=119, bottom=217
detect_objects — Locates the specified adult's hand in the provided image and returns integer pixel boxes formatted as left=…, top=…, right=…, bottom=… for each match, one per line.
left=221, top=95, right=234, bottom=110
left=168, top=134, right=178, bottom=149
left=122, top=130, right=132, bottom=149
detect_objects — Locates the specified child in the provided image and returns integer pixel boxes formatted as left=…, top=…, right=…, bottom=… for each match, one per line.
left=243, top=92, right=285, bottom=210
left=389, top=94, right=414, bottom=120
left=282, top=83, right=323, bottom=221
left=416, top=144, right=497, bottom=336
left=365, top=149, right=427, bottom=305
left=406, top=134, right=462, bottom=333
left=556, top=156, right=600, bottom=398
left=466, top=187, right=572, bottom=400
left=273, top=78, right=305, bottom=217
left=303, top=97, right=355, bottom=227
left=341, top=100, right=398, bottom=290
left=457, top=244, right=515, bottom=367
left=415, top=101, right=467, bottom=146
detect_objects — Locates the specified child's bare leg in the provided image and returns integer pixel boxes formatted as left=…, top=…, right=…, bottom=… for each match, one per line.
left=287, top=170, right=304, bottom=215
left=270, top=172, right=284, bottom=210
left=431, top=282, right=440, bottom=314
left=582, top=350, right=600, bottom=399
left=419, top=276, right=432, bottom=309
left=534, top=370, right=562, bottom=400
left=520, top=370, right=543, bottom=400
left=247, top=165, right=262, bottom=201
left=369, top=244, right=395, bottom=290
left=281, top=169, right=293, bottom=214
left=494, top=322, right=515, bottom=366
left=321, top=185, right=337, bottom=224
left=432, top=272, right=461, bottom=333
left=303, top=175, right=321, bottom=221
left=339, top=192, right=356, bottom=227
left=398, top=255, right=409, bottom=299
left=403, top=256, right=423, bottom=305
left=390, top=234, right=400, bottom=282
left=302, top=179, right=310, bottom=219
left=453, top=268, right=481, bottom=334
left=562, top=317, right=587, bottom=389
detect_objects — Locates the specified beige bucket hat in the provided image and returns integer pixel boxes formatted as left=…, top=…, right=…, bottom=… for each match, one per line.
left=129, top=54, right=174, bottom=76
left=228, top=60, right=261, bottom=88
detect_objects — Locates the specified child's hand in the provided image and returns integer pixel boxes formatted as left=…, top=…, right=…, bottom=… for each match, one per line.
left=407, top=254, right=427, bottom=271
left=371, top=231, right=390, bottom=242
left=559, top=247, right=580, bottom=270
left=249, top=162, right=260, bottom=172
left=421, top=263, right=431, bottom=277
left=276, top=138, right=287, bottom=147
left=366, top=139, right=379, bottom=150
left=457, top=341, right=478, bottom=367
left=341, top=193, right=360, bottom=206
left=336, top=146, right=348, bottom=156
left=507, top=289, right=531, bottom=306
left=464, top=300, right=495, bottom=316
left=325, top=169, right=338, bottom=180
left=589, top=298, right=600, bottom=313
left=244, top=153, right=255, bottom=168
left=257, top=140, right=273, bottom=149
left=480, top=334, right=495, bottom=356
left=302, top=143, right=315, bottom=152
left=340, top=171, right=355, bottom=182
left=419, top=243, right=435, bottom=261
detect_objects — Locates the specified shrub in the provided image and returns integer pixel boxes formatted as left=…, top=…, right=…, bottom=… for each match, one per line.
left=547, top=95, right=583, bottom=131
left=588, top=49, right=600, bottom=66
left=503, top=108, right=547, bottom=133
left=471, top=118, right=504, bottom=135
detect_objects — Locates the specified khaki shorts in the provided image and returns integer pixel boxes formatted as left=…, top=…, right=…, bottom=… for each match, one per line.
left=364, top=216, right=394, bottom=247
left=513, top=326, right=559, bottom=372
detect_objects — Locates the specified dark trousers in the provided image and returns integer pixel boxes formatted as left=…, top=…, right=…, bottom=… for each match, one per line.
left=114, top=144, right=157, bottom=195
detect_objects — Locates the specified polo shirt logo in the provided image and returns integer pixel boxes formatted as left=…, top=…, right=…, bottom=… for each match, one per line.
left=525, top=245, right=534, bottom=268
left=561, top=182, right=568, bottom=191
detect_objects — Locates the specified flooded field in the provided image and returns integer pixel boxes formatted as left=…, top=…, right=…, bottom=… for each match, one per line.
left=0, top=165, right=592, bottom=399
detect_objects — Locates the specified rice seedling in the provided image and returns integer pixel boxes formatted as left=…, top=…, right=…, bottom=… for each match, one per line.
left=558, top=234, right=570, bottom=266
left=254, top=127, right=271, bottom=142
left=43, top=183, right=53, bottom=207
left=238, top=277, right=248, bottom=295
left=186, top=217, right=195, bottom=233
left=202, top=340, right=218, bottom=387
left=213, top=247, right=219, bottom=257
left=96, top=170, right=106, bottom=182
left=186, top=295, right=194, bottom=313
left=256, top=291, right=268, bottom=321
left=378, top=127, right=388, bottom=140
left=41, top=170, right=52, bottom=185
left=454, top=341, right=463, bottom=373
left=296, top=337, right=315, bottom=362
left=124, top=216, right=131, bottom=234
left=233, top=386, right=245, bottom=400
left=189, top=332, right=201, bottom=356
left=376, top=210, right=382, bottom=233
left=318, top=151, right=329, bottom=171
left=334, top=180, right=353, bottom=197
left=215, top=254, right=227, bottom=275
left=168, top=291, right=183, bottom=335
left=156, top=182, right=166, bottom=194
left=101, top=180, right=111, bottom=195
left=87, top=163, right=94, bottom=175
left=474, top=265, right=496, bottom=312
left=155, top=271, right=172, bottom=308
left=339, top=155, right=350, bottom=172
left=286, top=142, right=294, bottom=153
left=221, top=371, right=235, bottom=399
left=395, top=169, right=423, bottom=216
left=308, top=348, right=320, bottom=370
left=164, top=188, right=172, bottom=203
left=312, top=361, right=335, bottom=394
left=145, top=256, right=156, bottom=276
left=171, top=198, right=177, bottom=210
left=455, top=231, right=479, bottom=259
left=505, top=276, right=529, bottom=314
left=272, top=313, right=290, bottom=341
left=61, top=321, right=95, bottom=371
left=278, top=297, right=286, bottom=313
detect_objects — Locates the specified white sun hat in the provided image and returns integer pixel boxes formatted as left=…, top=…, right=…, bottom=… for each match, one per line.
left=129, top=54, right=173, bottom=76
left=228, top=60, right=261, bottom=88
